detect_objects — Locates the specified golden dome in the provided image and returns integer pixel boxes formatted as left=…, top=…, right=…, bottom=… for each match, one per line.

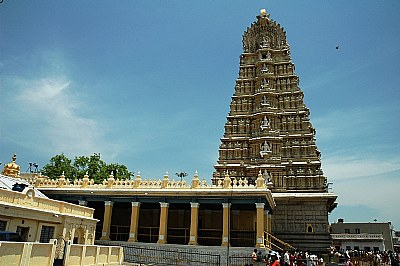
left=2, top=154, right=21, bottom=178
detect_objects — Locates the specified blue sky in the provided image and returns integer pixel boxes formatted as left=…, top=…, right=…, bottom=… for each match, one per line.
left=1, top=1, right=399, bottom=229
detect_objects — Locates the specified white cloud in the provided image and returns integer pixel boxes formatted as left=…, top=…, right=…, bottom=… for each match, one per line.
left=314, top=106, right=396, bottom=144
left=301, top=61, right=371, bottom=91
left=5, top=76, right=119, bottom=161
left=0, top=49, right=129, bottom=163
left=323, top=155, right=400, bottom=181
left=312, top=105, right=400, bottom=180
left=314, top=105, right=400, bottom=228
left=331, top=170, right=400, bottom=228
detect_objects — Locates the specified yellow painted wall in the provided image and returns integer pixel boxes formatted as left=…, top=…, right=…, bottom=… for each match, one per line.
left=0, top=242, right=56, bottom=266
left=6, top=217, right=41, bottom=242
left=83, top=246, right=96, bottom=265
left=65, top=244, right=123, bottom=266
left=29, top=243, right=54, bottom=265
left=0, top=242, right=24, bottom=265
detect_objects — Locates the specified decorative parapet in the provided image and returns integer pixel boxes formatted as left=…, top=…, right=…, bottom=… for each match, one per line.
left=223, top=171, right=232, bottom=188
left=57, top=172, right=68, bottom=188
left=25, top=171, right=266, bottom=190
left=0, top=188, right=95, bottom=218
left=106, top=172, right=115, bottom=188
left=331, top=234, right=384, bottom=241
left=81, top=172, right=90, bottom=188
left=161, top=172, right=169, bottom=188
left=133, top=173, right=141, bottom=188
left=191, top=170, right=200, bottom=188
left=256, top=171, right=266, bottom=188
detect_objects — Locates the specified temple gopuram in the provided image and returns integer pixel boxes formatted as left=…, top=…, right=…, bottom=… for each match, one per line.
left=6, top=9, right=337, bottom=253
left=213, top=9, right=337, bottom=251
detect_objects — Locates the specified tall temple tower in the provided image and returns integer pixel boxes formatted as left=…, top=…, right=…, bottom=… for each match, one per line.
left=213, top=9, right=337, bottom=252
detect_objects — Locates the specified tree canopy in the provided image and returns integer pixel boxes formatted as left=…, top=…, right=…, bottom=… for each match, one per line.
left=41, top=153, right=133, bottom=183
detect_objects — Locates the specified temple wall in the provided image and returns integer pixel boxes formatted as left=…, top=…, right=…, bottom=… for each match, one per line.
left=272, top=196, right=331, bottom=252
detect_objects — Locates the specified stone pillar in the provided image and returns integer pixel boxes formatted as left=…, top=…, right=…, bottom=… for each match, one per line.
left=221, top=203, right=231, bottom=247
left=157, top=202, right=169, bottom=244
left=100, top=201, right=113, bottom=240
left=255, top=203, right=265, bottom=248
left=128, top=202, right=141, bottom=242
left=265, top=210, right=270, bottom=248
left=268, top=212, right=272, bottom=237
left=188, top=202, right=199, bottom=245
left=267, top=210, right=272, bottom=233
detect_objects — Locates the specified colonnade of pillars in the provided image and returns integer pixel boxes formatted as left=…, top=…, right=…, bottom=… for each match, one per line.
left=81, top=200, right=271, bottom=248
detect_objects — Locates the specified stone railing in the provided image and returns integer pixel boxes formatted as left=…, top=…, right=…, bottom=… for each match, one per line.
left=0, top=188, right=94, bottom=218
left=27, top=171, right=269, bottom=190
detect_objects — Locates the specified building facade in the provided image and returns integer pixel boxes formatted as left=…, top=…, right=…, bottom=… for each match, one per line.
left=22, top=171, right=279, bottom=249
left=331, top=219, right=395, bottom=252
left=212, top=9, right=337, bottom=252
left=0, top=155, right=98, bottom=260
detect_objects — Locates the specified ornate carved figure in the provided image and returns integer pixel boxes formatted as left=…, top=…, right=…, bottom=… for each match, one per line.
left=261, top=116, right=270, bottom=129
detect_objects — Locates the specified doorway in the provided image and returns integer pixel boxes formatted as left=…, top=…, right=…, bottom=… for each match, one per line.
left=16, top=226, right=29, bottom=241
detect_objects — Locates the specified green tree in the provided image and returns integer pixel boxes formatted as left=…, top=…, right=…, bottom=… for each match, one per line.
left=41, top=153, right=75, bottom=179
left=41, top=153, right=133, bottom=183
left=107, top=163, right=133, bottom=180
left=73, top=155, right=90, bottom=179
left=87, top=153, right=107, bottom=183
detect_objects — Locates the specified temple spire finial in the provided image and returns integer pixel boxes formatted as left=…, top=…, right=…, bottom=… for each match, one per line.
left=258, top=8, right=270, bottom=21
left=1, top=153, right=21, bottom=178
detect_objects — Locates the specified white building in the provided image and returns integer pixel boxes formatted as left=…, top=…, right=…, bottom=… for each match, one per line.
left=331, top=219, right=394, bottom=252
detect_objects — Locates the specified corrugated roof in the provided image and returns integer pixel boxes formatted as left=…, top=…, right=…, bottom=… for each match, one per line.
left=0, top=174, right=48, bottom=198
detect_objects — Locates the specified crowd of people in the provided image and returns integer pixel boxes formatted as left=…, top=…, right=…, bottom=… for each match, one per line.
left=249, top=249, right=324, bottom=266
left=330, top=248, right=399, bottom=266
left=247, top=248, right=399, bottom=266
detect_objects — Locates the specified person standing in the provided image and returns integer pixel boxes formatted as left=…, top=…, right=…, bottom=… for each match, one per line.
left=296, top=251, right=303, bottom=266
left=289, top=251, right=295, bottom=266
left=284, top=250, right=290, bottom=266
left=270, top=251, right=281, bottom=266
left=251, top=248, right=258, bottom=266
